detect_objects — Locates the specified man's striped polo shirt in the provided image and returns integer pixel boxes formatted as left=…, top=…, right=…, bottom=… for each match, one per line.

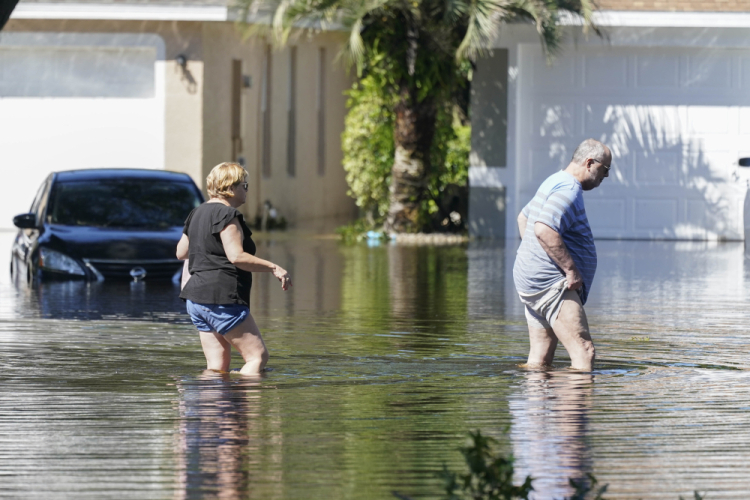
left=513, top=170, right=597, bottom=305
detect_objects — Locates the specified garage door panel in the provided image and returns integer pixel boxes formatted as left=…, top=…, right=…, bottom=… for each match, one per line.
left=686, top=199, right=709, bottom=229
left=686, top=53, right=732, bottom=89
left=634, top=150, right=681, bottom=185
left=687, top=106, right=729, bottom=134
left=740, top=57, right=750, bottom=88
left=739, top=108, right=750, bottom=134
left=0, top=46, right=155, bottom=98
left=519, top=44, right=750, bottom=240
left=584, top=103, right=685, bottom=142
left=531, top=57, right=575, bottom=87
left=0, top=34, right=164, bottom=230
left=636, top=54, right=680, bottom=87
left=535, top=103, right=577, bottom=138
left=584, top=54, right=628, bottom=88
left=690, top=149, right=733, bottom=180
left=523, top=148, right=568, bottom=198
left=586, top=199, right=626, bottom=230
left=634, top=199, right=678, bottom=231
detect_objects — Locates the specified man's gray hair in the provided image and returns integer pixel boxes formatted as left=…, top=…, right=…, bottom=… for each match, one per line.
left=571, top=139, right=607, bottom=164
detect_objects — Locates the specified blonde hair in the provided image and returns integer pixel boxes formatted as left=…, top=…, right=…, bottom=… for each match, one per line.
left=206, top=162, right=248, bottom=199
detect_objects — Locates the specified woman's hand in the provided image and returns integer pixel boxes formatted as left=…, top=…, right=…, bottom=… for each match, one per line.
left=272, top=265, right=292, bottom=291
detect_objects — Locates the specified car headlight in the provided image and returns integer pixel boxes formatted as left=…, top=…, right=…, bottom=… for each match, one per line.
left=38, top=248, right=86, bottom=276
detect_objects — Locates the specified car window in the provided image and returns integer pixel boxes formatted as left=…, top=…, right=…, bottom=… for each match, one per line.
left=35, top=179, right=52, bottom=222
left=29, top=178, right=49, bottom=214
left=47, top=179, right=202, bottom=228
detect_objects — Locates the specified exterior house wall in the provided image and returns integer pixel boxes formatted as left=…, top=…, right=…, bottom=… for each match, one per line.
left=249, top=33, right=354, bottom=226
left=199, top=22, right=260, bottom=213
left=597, top=0, right=750, bottom=10
left=470, top=23, right=750, bottom=240
left=200, top=26, right=355, bottom=224
left=3, top=16, right=355, bottom=229
left=4, top=18, right=206, bottom=187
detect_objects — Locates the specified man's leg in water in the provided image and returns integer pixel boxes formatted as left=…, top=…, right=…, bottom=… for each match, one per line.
left=527, top=325, right=558, bottom=367
left=552, top=291, right=595, bottom=371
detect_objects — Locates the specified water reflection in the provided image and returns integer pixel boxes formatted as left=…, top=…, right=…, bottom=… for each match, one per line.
left=4, top=236, right=750, bottom=498
left=510, top=370, right=593, bottom=499
left=11, top=279, right=189, bottom=322
left=173, top=374, right=270, bottom=500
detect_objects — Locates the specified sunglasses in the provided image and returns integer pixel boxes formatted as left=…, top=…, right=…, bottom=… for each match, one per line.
left=592, top=159, right=610, bottom=171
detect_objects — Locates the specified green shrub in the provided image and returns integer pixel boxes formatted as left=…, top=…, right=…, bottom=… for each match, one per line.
left=341, top=74, right=470, bottom=232
left=341, top=74, right=396, bottom=226
left=394, top=429, right=708, bottom=500
left=437, top=430, right=533, bottom=500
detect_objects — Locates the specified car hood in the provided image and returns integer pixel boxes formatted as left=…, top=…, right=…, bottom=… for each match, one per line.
left=39, top=225, right=183, bottom=261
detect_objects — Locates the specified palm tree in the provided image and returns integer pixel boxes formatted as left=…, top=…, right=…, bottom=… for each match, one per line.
left=1, top=0, right=20, bottom=31
left=237, top=0, right=598, bottom=233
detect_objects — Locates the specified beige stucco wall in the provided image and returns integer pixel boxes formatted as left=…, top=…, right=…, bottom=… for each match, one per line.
left=5, top=18, right=356, bottom=226
left=201, top=24, right=355, bottom=224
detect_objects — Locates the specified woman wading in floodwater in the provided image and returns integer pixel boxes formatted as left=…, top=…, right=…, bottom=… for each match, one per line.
left=176, top=162, right=292, bottom=376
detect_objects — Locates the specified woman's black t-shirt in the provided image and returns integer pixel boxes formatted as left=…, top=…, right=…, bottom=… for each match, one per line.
left=179, top=203, right=256, bottom=306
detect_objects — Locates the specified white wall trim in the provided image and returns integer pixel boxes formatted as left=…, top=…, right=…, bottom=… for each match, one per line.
left=11, top=3, right=229, bottom=21
left=469, top=167, right=505, bottom=189
left=560, top=10, right=750, bottom=28
left=0, top=31, right=166, bottom=59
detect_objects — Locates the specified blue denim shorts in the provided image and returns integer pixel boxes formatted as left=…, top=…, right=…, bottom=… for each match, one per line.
left=186, top=300, right=250, bottom=335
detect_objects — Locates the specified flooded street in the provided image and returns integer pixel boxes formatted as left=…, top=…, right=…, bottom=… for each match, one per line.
left=2, top=231, right=750, bottom=499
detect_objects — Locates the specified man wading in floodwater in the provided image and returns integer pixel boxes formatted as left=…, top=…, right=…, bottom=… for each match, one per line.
left=513, top=138, right=611, bottom=371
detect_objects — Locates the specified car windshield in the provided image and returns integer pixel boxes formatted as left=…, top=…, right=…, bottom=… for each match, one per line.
left=47, top=179, right=202, bottom=228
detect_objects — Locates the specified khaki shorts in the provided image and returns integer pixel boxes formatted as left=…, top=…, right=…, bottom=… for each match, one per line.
left=518, top=280, right=580, bottom=330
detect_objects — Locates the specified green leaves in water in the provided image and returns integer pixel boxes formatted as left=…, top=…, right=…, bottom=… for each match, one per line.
left=629, top=336, right=651, bottom=342
left=394, top=430, right=708, bottom=500
left=437, top=430, right=533, bottom=500
left=568, top=473, right=608, bottom=500
left=679, top=493, right=706, bottom=500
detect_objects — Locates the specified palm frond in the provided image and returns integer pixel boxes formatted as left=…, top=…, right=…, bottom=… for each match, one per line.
left=454, top=0, right=512, bottom=61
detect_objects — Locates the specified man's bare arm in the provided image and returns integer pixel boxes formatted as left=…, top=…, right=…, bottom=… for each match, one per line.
left=534, top=222, right=582, bottom=290
left=517, top=212, right=528, bottom=239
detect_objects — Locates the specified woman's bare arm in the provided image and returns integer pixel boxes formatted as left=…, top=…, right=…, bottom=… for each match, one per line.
left=220, top=219, right=292, bottom=290
left=176, top=234, right=189, bottom=260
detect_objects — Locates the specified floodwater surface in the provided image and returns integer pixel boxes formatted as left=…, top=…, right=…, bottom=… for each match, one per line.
left=1, top=232, right=750, bottom=499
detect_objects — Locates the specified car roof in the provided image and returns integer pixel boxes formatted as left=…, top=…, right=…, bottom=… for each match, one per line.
left=53, top=168, right=196, bottom=183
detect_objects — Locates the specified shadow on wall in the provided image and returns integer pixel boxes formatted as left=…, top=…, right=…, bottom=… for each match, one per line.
left=537, top=103, right=748, bottom=240
left=528, top=43, right=750, bottom=241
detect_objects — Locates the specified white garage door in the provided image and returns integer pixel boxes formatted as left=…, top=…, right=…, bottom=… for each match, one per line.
left=0, top=33, right=164, bottom=230
left=518, top=44, right=750, bottom=240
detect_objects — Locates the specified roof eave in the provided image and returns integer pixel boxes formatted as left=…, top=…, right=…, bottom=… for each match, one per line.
left=560, top=10, right=750, bottom=28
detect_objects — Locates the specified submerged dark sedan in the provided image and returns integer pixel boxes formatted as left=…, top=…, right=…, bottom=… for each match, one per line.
left=11, top=169, right=204, bottom=282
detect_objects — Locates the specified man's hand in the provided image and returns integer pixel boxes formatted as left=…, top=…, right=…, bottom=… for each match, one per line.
left=534, top=222, right=583, bottom=291
left=565, top=269, right=583, bottom=291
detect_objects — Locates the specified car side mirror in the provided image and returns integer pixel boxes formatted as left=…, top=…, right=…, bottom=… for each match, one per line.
left=13, top=213, right=37, bottom=229
left=739, top=158, right=750, bottom=167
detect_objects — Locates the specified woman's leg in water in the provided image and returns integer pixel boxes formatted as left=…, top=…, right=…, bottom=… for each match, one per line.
left=199, top=331, right=232, bottom=372
left=224, top=313, right=269, bottom=376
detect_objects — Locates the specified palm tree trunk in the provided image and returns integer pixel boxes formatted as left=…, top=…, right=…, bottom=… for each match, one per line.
left=386, top=86, right=437, bottom=233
